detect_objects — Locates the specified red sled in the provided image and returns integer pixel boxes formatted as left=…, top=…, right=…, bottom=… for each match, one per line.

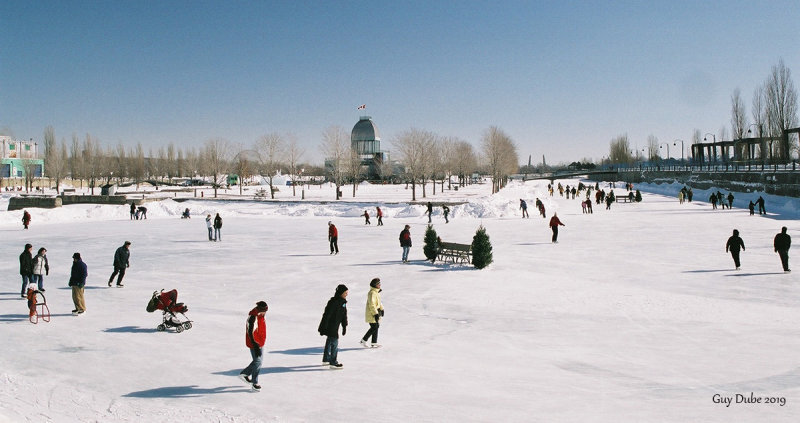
left=26, top=288, right=51, bottom=324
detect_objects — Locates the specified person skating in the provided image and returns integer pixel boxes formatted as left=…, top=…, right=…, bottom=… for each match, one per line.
left=360, top=278, right=384, bottom=348
left=748, top=201, right=755, bottom=216
left=328, top=221, right=339, bottom=254
left=426, top=202, right=433, bottom=223
left=757, top=196, right=766, bottom=215
left=213, top=213, right=223, bottom=241
left=709, top=194, right=717, bottom=210
left=22, top=210, right=31, bottom=229
left=108, top=241, right=131, bottom=287
left=376, top=206, right=384, bottom=226
left=774, top=226, right=791, bottom=272
left=205, top=214, right=213, bottom=241
left=137, top=206, right=148, bottom=219
left=240, top=301, right=268, bottom=391
left=727, top=192, right=734, bottom=209
left=69, top=253, right=87, bottom=315
left=318, top=284, right=349, bottom=369
left=519, top=199, right=529, bottom=218
left=725, top=229, right=745, bottom=270
left=32, top=247, right=49, bottom=292
left=361, top=210, right=371, bottom=225
left=130, top=202, right=136, bottom=220
left=399, top=225, right=412, bottom=262
left=442, top=205, right=450, bottom=223
left=549, top=213, right=565, bottom=243
left=19, top=243, right=34, bottom=298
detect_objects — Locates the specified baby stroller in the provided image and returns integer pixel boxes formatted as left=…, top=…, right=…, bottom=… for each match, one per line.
left=26, top=288, right=50, bottom=324
left=146, top=289, right=192, bottom=332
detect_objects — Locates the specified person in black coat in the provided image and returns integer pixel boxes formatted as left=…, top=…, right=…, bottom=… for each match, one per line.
left=130, top=202, right=136, bottom=220
left=69, top=252, right=88, bottom=314
left=214, top=213, right=223, bottom=241
left=725, top=229, right=745, bottom=270
left=757, top=196, right=766, bottom=215
left=108, top=241, right=131, bottom=287
left=318, top=284, right=348, bottom=369
left=19, top=243, right=34, bottom=297
left=774, top=226, right=792, bottom=272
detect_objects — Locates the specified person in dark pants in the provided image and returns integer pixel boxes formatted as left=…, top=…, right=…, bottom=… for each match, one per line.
left=318, top=284, right=348, bottom=369
left=22, top=210, right=31, bottom=229
left=19, top=243, right=34, bottom=298
left=69, top=253, right=88, bottom=314
left=748, top=201, right=755, bottom=215
left=519, top=199, right=529, bottom=218
left=108, top=241, right=131, bottom=287
left=549, top=213, right=565, bottom=243
left=774, top=226, right=791, bottom=272
left=361, top=210, right=371, bottom=225
left=376, top=207, right=384, bottom=226
left=399, top=225, right=412, bottom=262
left=213, top=213, right=223, bottom=241
left=442, top=205, right=450, bottom=223
left=240, top=301, right=268, bottom=391
left=130, top=202, right=136, bottom=220
left=360, top=278, right=384, bottom=348
left=725, top=229, right=745, bottom=270
left=137, top=206, right=148, bottom=219
left=328, top=221, right=339, bottom=254
left=757, top=196, right=766, bottom=215
left=426, top=202, right=433, bottom=223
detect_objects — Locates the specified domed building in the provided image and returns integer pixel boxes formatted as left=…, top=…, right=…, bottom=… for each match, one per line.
left=351, top=116, right=387, bottom=179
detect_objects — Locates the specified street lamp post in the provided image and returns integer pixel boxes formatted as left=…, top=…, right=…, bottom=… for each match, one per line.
left=703, top=133, right=717, bottom=165
left=673, top=139, right=685, bottom=163
left=659, top=143, right=670, bottom=160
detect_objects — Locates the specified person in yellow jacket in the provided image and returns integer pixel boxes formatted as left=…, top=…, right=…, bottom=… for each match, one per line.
left=359, top=278, right=384, bottom=348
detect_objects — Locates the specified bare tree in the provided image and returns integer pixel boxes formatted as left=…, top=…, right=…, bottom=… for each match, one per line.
left=320, top=125, right=349, bottom=200
left=452, top=140, right=477, bottom=186
left=83, top=134, right=101, bottom=194
left=346, top=145, right=363, bottom=197
left=255, top=133, right=285, bottom=199
left=285, top=134, right=305, bottom=196
left=132, top=143, right=145, bottom=189
left=765, top=58, right=799, bottom=158
left=481, top=126, right=519, bottom=194
left=419, top=134, right=438, bottom=197
left=752, top=84, right=766, bottom=138
left=609, top=134, right=633, bottom=164
left=392, top=128, right=432, bottom=201
left=731, top=88, right=747, bottom=139
left=184, top=147, right=199, bottom=178
left=43, top=126, right=67, bottom=192
left=69, top=133, right=84, bottom=188
left=114, top=143, right=127, bottom=184
left=203, top=138, right=231, bottom=198
left=646, top=134, right=659, bottom=161
left=166, top=143, right=176, bottom=180
left=232, top=145, right=257, bottom=195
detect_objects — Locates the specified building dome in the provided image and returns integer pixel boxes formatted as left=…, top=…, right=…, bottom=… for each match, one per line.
left=351, top=116, right=381, bottom=142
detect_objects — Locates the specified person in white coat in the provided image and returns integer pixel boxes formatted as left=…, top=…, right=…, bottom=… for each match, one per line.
left=205, top=214, right=213, bottom=241
left=360, top=278, right=384, bottom=348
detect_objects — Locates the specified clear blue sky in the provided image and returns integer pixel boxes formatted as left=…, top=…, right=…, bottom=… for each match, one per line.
left=2, top=0, right=798, bottom=164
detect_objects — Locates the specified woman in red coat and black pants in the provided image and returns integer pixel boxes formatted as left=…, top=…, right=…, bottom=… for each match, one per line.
left=240, top=301, right=268, bottom=391
left=549, top=213, right=565, bottom=243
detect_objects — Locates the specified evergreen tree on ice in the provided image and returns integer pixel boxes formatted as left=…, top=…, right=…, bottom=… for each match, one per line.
left=423, top=224, right=439, bottom=262
left=471, top=225, right=493, bottom=269
left=635, top=190, right=642, bottom=202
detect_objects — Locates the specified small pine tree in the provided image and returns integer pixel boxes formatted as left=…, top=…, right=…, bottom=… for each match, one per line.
left=423, top=224, right=439, bottom=262
left=471, top=225, right=493, bottom=269
left=635, top=190, right=642, bottom=202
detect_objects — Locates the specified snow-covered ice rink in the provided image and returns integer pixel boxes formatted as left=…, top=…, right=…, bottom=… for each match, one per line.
left=1, top=178, right=798, bottom=422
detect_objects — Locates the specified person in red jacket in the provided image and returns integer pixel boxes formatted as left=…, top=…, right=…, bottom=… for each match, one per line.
left=376, top=207, right=384, bottom=226
left=328, top=221, right=339, bottom=254
left=549, top=213, right=565, bottom=243
left=240, top=301, right=268, bottom=391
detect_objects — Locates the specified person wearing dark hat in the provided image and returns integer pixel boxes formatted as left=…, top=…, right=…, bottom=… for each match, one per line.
left=328, top=221, right=339, bottom=255
left=213, top=213, right=223, bottom=241
left=69, top=253, right=88, bottom=314
left=318, top=284, right=348, bottom=369
left=240, top=301, right=268, bottom=391
left=399, top=225, right=412, bottom=262
left=360, top=278, right=384, bottom=348
left=726, top=229, right=745, bottom=270
left=19, top=243, right=34, bottom=298
left=108, top=241, right=131, bottom=287
left=774, top=226, right=791, bottom=272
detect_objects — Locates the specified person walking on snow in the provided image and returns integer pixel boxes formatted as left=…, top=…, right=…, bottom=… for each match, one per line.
left=32, top=247, right=49, bottom=292
left=426, top=202, right=433, bottom=223
left=748, top=201, right=755, bottom=215
left=399, top=225, right=412, bottom=262
left=205, top=214, right=213, bottom=241
left=19, top=243, right=34, bottom=298
left=376, top=207, right=384, bottom=226
left=108, top=241, right=131, bottom=287
left=69, top=252, right=87, bottom=315
left=442, top=205, right=450, bottom=223
left=360, top=278, right=384, bottom=348
left=774, top=226, right=791, bottom=272
left=213, top=213, right=223, bottom=241
left=239, top=301, right=268, bottom=391
left=130, top=202, right=136, bottom=220
left=318, top=284, right=349, bottom=369
left=757, top=196, right=766, bottom=215
left=549, top=213, right=565, bottom=243
left=519, top=199, right=529, bottom=218
left=328, top=221, right=339, bottom=254
left=725, top=229, right=745, bottom=270
left=361, top=210, right=371, bottom=225
left=22, top=210, right=31, bottom=229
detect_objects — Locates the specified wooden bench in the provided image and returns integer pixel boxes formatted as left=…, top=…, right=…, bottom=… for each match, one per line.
left=436, top=242, right=472, bottom=264
left=615, top=194, right=635, bottom=203
left=62, top=188, right=76, bottom=193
